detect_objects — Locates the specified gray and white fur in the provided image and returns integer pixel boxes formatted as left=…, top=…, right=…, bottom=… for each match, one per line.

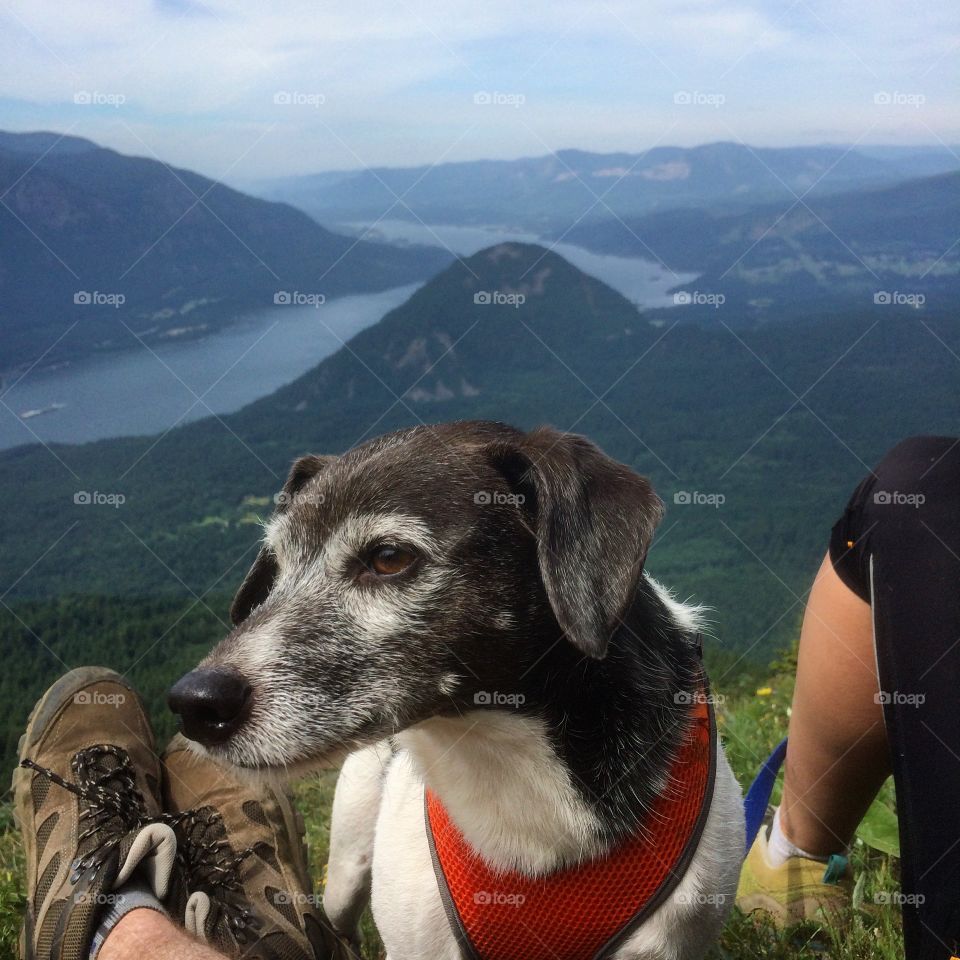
left=172, top=421, right=744, bottom=960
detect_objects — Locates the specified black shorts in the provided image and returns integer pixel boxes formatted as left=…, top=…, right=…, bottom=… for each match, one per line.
left=829, top=436, right=960, bottom=960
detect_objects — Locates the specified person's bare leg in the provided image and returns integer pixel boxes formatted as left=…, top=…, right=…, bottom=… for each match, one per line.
left=778, top=552, right=891, bottom=855
left=99, top=909, right=228, bottom=960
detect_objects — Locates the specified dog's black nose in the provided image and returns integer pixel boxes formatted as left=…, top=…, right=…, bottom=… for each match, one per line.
left=168, top=667, right=252, bottom=745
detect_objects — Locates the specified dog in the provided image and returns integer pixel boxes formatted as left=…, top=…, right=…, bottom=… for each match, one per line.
left=169, top=421, right=744, bottom=959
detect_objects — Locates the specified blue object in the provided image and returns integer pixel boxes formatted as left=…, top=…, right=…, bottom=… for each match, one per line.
left=743, top=737, right=788, bottom=857
left=822, top=853, right=848, bottom=884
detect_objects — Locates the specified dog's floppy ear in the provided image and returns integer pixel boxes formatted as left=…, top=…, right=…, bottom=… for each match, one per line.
left=230, top=454, right=333, bottom=625
left=487, top=428, right=663, bottom=660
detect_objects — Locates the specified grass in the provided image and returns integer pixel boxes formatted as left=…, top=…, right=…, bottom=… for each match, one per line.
left=0, top=665, right=903, bottom=959
left=708, top=661, right=904, bottom=960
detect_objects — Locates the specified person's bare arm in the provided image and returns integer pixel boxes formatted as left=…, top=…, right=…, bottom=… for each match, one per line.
left=779, top=552, right=891, bottom=854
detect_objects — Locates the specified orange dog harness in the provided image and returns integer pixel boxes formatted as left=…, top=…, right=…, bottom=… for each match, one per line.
left=425, top=696, right=716, bottom=960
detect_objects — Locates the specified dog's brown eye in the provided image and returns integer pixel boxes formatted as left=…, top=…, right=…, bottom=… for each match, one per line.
left=368, top=545, right=416, bottom=577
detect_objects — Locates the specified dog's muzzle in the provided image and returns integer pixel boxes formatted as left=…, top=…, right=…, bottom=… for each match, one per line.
left=168, top=667, right=253, bottom=745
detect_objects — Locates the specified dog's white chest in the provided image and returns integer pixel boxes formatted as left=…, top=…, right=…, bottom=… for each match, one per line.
left=369, top=752, right=465, bottom=960
left=358, top=744, right=744, bottom=960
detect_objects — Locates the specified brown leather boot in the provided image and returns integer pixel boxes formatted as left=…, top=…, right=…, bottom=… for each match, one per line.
left=14, top=667, right=176, bottom=960
left=162, top=734, right=353, bottom=959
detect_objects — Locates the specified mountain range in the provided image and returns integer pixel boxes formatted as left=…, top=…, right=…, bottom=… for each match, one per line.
left=257, top=142, right=959, bottom=232
left=561, top=170, right=960, bottom=320
left=0, top=131, right=451, bottom=370
left=2, top=242, right=956, bottom=653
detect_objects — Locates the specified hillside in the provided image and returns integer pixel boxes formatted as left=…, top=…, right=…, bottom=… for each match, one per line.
left=0, top=131, right=451, bottom=369
left=0, top=244, right=953, bottom=948
left=1, top=242, right=957, bottom=645
left=562, top=171, right=960, bottom=320
left=257, top=142, right=957, bottom=232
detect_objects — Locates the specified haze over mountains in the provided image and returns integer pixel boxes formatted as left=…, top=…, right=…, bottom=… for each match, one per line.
left=0, top=131, right=450, bottom=370
left=257, top=142, right=960, bottom=232
left=4, top=132, right=956, bottom=378
left=257, top=140, right=959, bottom=323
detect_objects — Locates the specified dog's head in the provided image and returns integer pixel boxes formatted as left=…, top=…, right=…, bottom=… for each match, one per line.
left=168, top=421, right=663, bottom=771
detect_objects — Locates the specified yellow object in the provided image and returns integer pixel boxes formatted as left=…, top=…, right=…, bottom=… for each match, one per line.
left=737, top=825, right=853, bottom=924
left=756, top=687, right=773, bottom=697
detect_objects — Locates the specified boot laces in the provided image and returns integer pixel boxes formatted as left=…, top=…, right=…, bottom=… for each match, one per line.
left=176, top=806, right=259, bottom=939
left=22, top=745, right=152, bottom=877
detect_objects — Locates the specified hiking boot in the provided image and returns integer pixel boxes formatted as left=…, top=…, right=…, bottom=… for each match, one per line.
left=737, top=821, right=853, bottom=924
left=162, top=733, right=349, bottom=959
left=13, top=667, right=177, bottom=960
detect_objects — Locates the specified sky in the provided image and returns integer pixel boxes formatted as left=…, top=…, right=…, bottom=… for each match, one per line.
left=0, top=0, right=957, bottom=183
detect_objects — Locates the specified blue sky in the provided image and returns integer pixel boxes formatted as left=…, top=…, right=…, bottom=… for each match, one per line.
left=0, top=0, right=957, bottom=181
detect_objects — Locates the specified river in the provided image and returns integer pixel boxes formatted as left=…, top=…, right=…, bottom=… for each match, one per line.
left=0, top=224, right=692, bottom=451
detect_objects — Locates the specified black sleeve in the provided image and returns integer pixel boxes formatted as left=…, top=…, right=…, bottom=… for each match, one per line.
left=828, top=473, right=876, bottom=604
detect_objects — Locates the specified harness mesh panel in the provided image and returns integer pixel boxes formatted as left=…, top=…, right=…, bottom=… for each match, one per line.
left=427, top=698, right=712, bottom=960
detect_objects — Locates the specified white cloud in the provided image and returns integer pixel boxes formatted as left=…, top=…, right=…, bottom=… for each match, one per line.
left=0, top=0, right=956, bottom=177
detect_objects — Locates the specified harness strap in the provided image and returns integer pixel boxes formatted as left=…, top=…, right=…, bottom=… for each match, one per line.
left=425, top=695, right=717, bottom=960
left=743, top=737, right=788, bottom=856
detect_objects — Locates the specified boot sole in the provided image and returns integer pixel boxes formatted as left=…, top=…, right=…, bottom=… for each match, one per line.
left=12, top=667, right=142, bottom=960
left=738, top=890, right=851, bottom=924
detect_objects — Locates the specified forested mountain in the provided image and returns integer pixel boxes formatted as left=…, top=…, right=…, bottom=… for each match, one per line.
left=0, top=131, right=450, bottom=369
left=562, top=171, right=960, bottom=321
left=2, top=243, right=956, bottom=680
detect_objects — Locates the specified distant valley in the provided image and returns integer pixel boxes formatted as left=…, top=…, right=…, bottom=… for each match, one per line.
left=260, top=142, right=960, bottom=326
